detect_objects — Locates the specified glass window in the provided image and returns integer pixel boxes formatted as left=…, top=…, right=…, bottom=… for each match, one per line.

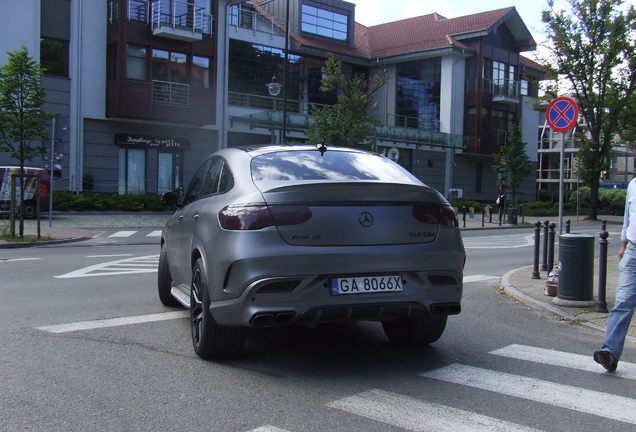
left=171, top=52, right=188, bottom=84
left=396, top=58, right=441, bottom=131
left=127, top=45, right=147, bottom=80
left=200, top=158, right=224, bottom=196
left=152, top=49, right=170, bottom=81
left=158, top=152, right=182, bottom=195
left=118, top=148, right=146, bottom=194
left=183, top=159, right=209, bottom=205
left=192, top=56, right=210, bottom=89
left=41, top=38, right=69, bottom=77
left=301, top=4, right=348, bottom=41
left=520, top=79, right=529, bottom=96
left=251, top=150, right=420, bottom=184
left=492, top=110, right=506, bottom=130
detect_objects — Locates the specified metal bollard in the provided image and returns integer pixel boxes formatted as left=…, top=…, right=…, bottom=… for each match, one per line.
left=532, top=221, right=541, bottom=279
left=597, top=223, right=609, bottom=313
left=481, top=208, right=485, bottom=227
left=489, top=205, right=493, bottom=224
left=541, top=220, right=549, bottom=271
left=548, top=223, right=556, bottom=274
left=462, top=206, right=466, bottom=228
left=566, top=219, right=571, bottom=234
left=520, top=204, right=524, bottom=224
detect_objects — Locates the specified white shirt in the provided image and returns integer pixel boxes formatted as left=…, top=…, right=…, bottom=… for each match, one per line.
left=621, top=178, right=636, bottom=244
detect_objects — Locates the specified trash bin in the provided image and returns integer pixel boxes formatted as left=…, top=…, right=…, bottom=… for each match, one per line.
left=557, top=234, right=594, bottom=301
left=507, top=207, right=518, bottom=225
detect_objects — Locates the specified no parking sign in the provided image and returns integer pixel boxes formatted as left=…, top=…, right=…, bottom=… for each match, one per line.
left=546, top=97, right=578, bottom=132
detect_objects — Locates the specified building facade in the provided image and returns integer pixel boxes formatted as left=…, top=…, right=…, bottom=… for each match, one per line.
left=0, top=0, right=546, bottom=202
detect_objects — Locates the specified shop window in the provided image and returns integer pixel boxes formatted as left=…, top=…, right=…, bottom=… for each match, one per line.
left=119, top=148, right=146, bottom=194
left=127, top=45, right=147, bottom=81
left=41, top=38, right=69, bottom=77
left=158, top=152, right=182, bottom=195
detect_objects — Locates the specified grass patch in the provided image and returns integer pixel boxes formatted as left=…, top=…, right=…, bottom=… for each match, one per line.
left=0, top=234, right=54, bottom=243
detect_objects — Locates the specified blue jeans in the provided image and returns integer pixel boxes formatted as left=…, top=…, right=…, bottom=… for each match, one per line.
left=601, top=243, right=636, bottom=359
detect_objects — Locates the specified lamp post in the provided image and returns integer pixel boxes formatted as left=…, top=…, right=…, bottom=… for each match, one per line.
left=265, top=0, right=290, bottom=144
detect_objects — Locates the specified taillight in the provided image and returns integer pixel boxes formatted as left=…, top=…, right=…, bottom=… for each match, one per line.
left=219, top=205, right=311, bottom=230
left=413, top=204, right=458, bottom=228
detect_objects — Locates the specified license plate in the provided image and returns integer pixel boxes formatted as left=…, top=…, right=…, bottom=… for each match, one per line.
left=330, top=275, right=403, bottom=295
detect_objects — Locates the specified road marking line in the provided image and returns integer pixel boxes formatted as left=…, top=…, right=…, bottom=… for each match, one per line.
left=420, top=364, right=636, bottom=424
left=55, top=255, right=159, bottom=278
left=464, top=234, right=535, bottom=249
left=327, top=389, right=546, bottom=432
left=490, top=344, right=636, bottom=380
left=86, top=254, right=134, bottom=258
left=108, top=230, right=137, bottom=238
left=91, top=231, right=105, bottom=238
left=247, top=427, right=293, bottom=432
left=35, top=311, right=189, bottom=333
left=0, top=258, right=42, bottom=263
left=463, top=275, right=498, bottom=283
left=147, top=230, right=162, bottom=237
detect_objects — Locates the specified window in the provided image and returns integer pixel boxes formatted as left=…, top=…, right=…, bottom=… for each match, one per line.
left=229, top=4, right=255, bottom=29
left=396, top=59, right=441, bottom=130
left=492, top=110, right=506, bottom=130
left=158, top=152, right=182, bottom=195
left=466, top=108, right=477, bottom=130
left=127, top=45, right=147, bottom=80
left=192, top=56, right=210, bottom=89
left=520, top=79, right=529, bottom=96
left=200, top=158, right=224, bottom=196
left=183, top=159, right=209, bottom=205
left=41, top=38, right=69, bottom=77
left=152, top=49, right=188, bottom=83
left=118, top=148, right=146, bottom=195
left=301, top=4, right=348, bottom=41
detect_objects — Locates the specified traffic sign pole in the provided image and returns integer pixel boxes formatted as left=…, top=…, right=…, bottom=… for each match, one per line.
left=546, top=97, right=578, bottom=237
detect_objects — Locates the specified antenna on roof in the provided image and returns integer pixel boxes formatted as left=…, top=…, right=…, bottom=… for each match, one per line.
left=317, top=142, right=327, bottom=156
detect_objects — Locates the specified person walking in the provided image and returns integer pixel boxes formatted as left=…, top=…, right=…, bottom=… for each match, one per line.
left=496, top=189, right=506, bottom=223
left=594, top=177, right=636, bottom=372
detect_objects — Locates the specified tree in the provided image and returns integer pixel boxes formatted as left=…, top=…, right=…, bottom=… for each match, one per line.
left=305, top=55, right=383, bottom=150
left=0, top=46, right=52, bottom=237
left=541, top=0, right=636, bottom=219
left=619, top=90, right=636, bottom=142
left=492, top=126, right=532, bottom=205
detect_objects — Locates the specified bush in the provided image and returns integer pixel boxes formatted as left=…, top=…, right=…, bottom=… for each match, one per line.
left=53, top=191, right=165, bottom=212
left=449, top=199, right=485, bottom=212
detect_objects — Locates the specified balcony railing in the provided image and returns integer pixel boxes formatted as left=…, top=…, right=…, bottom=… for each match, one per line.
left=228, top=6, right=285, bottom=37
left=466, top=78, right=520, bottom=103
left=126, top=0, right=212, bottom=38
left=152, top=80, right=189, bottom=107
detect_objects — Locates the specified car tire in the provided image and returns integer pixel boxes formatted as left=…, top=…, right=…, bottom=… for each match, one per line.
left=382, top=312, right=447, bottom=345
left=190, top=258, right=245, bottom=359
left=22, top=201, right=37, bottom=219
left=158, top=243, right=180, bottom=307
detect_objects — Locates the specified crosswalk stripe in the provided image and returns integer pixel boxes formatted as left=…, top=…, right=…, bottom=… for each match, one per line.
left=463, top=274, right=498, bottom=283
left=327, top=389, right=546, bottom=432
left=108, top=230, right=137, bottom=238
left=35, top=311, right=189, bottom=333
left=490, top=344, right=636, bottom=380
left=147, top=230, right=162, bottom=237
left=421, top=364, right=636, bottom=424
left=247, top=427, right=293, bottom=432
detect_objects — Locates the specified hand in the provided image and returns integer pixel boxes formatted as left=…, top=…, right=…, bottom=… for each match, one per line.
left=618, top=243, right=627, bottom=260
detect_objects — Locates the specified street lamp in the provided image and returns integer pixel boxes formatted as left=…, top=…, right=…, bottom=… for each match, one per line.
left=266, top=75, right=282, bottom=96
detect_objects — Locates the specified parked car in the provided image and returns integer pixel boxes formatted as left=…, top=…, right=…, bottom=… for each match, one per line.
left=158, top=145, right=465, bottom=358
left=0, top=166, right=50, bottom=218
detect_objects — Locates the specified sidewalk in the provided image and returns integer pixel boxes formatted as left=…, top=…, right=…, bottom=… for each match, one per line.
left=2, top=211, right=634, bottom=343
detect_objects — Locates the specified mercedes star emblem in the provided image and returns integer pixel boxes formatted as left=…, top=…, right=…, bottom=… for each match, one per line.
left=359, top=212, right=374, bottom=227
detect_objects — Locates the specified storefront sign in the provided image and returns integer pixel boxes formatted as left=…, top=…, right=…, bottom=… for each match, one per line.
left=115, top=134, right=190, bottom=150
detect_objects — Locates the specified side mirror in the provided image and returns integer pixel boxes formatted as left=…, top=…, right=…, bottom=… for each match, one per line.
left=161, top=191, right=180, bottom=208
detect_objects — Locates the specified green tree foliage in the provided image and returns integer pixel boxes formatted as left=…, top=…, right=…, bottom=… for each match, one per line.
left=541, top=0, right=636, bottom=220
left=305, top=55, right=382, bottom=150
left=0, top=46, right=52, bottom=236
left=620, top=91, right=636, bottom=142
left=492, top=127, right=532, bottom=205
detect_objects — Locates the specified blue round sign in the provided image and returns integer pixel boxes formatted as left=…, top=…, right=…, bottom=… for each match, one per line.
left=546, top=97, right=578, bottom=132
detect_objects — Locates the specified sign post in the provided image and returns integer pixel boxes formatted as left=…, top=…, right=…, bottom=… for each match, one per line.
left=546, top=97, right=579, bottom=236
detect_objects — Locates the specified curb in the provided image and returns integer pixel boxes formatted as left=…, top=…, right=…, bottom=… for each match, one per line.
left=0, top=236, right=91, bottom=249
left=500, top=265, right=636, bottom=343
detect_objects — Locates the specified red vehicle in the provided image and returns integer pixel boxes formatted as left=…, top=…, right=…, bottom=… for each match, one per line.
left=0, top=166, right=51, bottom=218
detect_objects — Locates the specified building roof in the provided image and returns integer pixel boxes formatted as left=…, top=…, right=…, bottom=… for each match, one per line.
left=246, top=2, right=537, bottom=63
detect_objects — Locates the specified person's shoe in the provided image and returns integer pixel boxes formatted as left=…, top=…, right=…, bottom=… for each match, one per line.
left=594, top=350, right=618, bottom=372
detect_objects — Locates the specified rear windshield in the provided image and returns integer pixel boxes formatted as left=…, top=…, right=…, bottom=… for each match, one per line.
left=251, top=150, right=420, bottom=184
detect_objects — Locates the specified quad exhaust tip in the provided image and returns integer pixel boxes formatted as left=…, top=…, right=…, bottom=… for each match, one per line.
left=250, top=311, right=296, bottom=326
left=430, top=302, right=461, bottom=316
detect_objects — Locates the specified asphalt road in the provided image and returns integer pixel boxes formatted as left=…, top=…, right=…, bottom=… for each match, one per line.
left=1, top=227, right=634, bottom=432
